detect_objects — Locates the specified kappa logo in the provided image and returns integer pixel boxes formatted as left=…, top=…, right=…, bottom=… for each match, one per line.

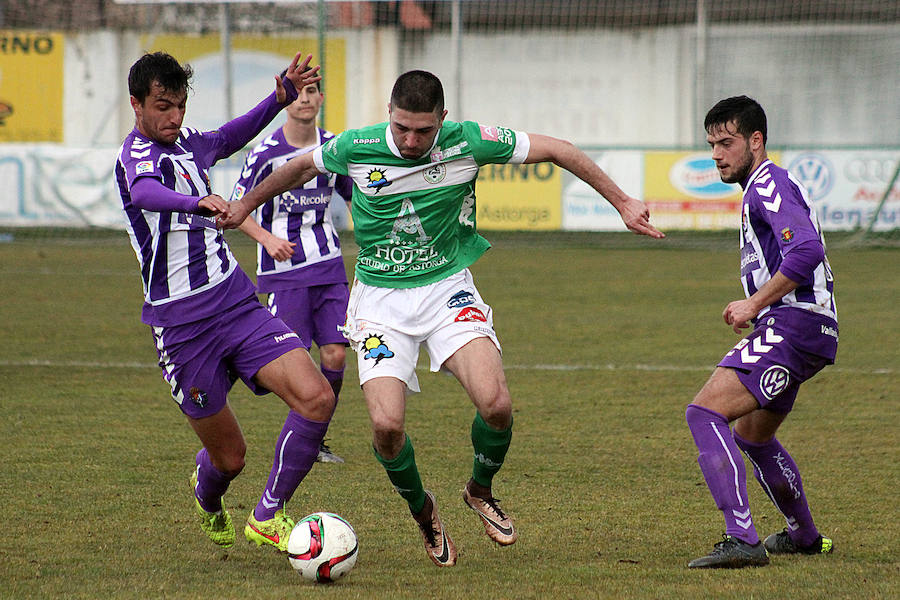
left=366, top=168, right=392, bottom=193
left=455, top=307, right=487, bottom=323
left=363, top=334, right=394, bottom=364
left=189, top=386, right=208, bottom=408
left=760, top=365, right=790, bottom=400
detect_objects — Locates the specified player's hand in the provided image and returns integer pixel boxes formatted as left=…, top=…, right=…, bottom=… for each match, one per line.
left=723, top=299, right=757, bottom=334
left=618, top=196, right=665, bottom=238
left=198, top=194, right=228, bottom=217
left=275, top=52, right=321, bottom=103
left=216, top=199, right=252, bottom=230
left=263, top=235, right=296, bottom=261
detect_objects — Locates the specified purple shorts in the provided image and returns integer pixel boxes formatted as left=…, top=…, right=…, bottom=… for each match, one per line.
left=718, top=314, right=832, bottom=413
left=151, top=295, right=306, bottom=419
left=265, top=283, right=350, bottom=350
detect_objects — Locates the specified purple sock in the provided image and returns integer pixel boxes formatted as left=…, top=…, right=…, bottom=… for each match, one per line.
left=685, top=404, right=759, bottom=545
left=194, top=448, right=235, bottom=513
left=734, top=432, right=820, bottom=547
left=320, top=366, right=344, bottom=407
left=253, top=410, right=329, bottom=521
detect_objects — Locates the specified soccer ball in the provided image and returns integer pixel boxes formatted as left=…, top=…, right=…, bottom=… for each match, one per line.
left=287, top=512, right=358, bottom=583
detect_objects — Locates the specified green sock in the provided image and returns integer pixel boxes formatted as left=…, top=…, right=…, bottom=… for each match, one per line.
left=471, top=413, right=513, bottom=489
left=374, top=434, right=426, bottom=514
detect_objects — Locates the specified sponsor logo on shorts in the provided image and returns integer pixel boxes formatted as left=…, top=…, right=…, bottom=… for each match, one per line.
left=821, top=324, right=838, bottom=340
left=363, top=334, right=394, bottom=364
left=189, top=386, right=208, bottom=408
left=759, top=365, right=790, bottom=400
left=274, top=332, right=299, bottom=343
left=447, top=290, right=475, bottom=308
left=455, top=307, right=487, bottom=322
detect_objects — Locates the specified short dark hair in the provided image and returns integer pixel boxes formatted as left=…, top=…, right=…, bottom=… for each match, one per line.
left=128, top=52, right=193, bottom=103
left=390, top=70, right=444, bottom=113
left=704, top=95, right=767, bottom=145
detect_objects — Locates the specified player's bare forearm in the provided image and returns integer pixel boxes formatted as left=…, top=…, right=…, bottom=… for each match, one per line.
left=238, top=217, right=295, bottom=260
left=218, top=155, right=319, bottom=229
left=723, top=271, right=800, bottom=332
left=525, top=134, right=664, bottom=238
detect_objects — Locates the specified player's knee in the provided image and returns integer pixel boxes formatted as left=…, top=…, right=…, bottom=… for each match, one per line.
left=476, top=384, right=512, bottom=429
left=284, top=377, right=335, bottom=421
left=319, top=344, right=346, bottom=370
left=372, top=428, right=406, bottom=459
left=478, top=390, right=512, bottom=430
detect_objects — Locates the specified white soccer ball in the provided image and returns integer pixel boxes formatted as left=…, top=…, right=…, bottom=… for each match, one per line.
left=287, top=512, right=358, bottom=583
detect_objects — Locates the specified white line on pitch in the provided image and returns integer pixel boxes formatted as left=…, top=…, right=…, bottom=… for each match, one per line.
left=0, top=358, right=893, bottom=376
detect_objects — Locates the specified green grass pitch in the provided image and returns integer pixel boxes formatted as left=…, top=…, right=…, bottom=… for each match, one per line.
left=0, top=230, right=896, bottom=599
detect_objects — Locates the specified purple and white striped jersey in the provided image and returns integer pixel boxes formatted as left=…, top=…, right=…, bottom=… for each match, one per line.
left=740, top=160, right=837, bottom=322
left=116, top=126, right=258, bottom=326
left=230, top=127, right=351, bottom=293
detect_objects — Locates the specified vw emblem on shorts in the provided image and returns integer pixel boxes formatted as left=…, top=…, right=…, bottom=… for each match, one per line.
left=759, top=365, right=790, bottom=400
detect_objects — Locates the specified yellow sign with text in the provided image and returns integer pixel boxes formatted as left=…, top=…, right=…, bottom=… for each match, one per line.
left=643, top=150, right=780, bottom=229
left=142, top=34, right=346, bottom=134
left=0, top=31, right=64, bottom=142
left=475, top=162, right=561, bottom=230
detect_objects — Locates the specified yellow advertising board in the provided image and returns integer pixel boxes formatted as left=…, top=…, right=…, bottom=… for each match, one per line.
left=475, top=162, right=561, bottom=230
left=142, top=34, right=346, bottom=134
left=643, top=150, right=780, bottom=229
left=0, top=31, right=64, bottom=142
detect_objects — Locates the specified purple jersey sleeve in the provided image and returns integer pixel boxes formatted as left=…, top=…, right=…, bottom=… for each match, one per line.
left=779, top=239, right=825, bottom=284
left=130, top=176, right=201, bottom=213
left=334, top=174, right=353, bottom=202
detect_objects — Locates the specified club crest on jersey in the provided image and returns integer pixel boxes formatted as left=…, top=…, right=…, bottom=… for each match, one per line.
left=366, top=168, right=392, bottom=193
left=189, top=387, right=208, bottom=409
left=455, top=307, right=487, bottom=323
left=423, top=164, right=447, bottom=184
left=781, top=227, right=794, bottom=243
left=363, top=334, right=394, bottom=364
left=759, top=365, right=790, bottom=400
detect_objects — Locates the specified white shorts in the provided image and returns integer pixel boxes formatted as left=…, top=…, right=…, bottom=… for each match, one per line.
left=341, top=268, right=501, bottom=392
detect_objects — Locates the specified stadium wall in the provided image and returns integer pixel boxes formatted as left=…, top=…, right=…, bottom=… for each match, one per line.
left=0, top=27, right=898, bottom=231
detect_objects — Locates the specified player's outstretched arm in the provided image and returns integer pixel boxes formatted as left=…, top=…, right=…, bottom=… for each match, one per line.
left=524, top=133, right=664, bottom=238
left=274, top=52, right=321, bottom=104
left=218, top=152, right=321, bottom=229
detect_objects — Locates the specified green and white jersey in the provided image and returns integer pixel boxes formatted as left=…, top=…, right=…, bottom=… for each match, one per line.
left=312, top=120, right=530, bottom=288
